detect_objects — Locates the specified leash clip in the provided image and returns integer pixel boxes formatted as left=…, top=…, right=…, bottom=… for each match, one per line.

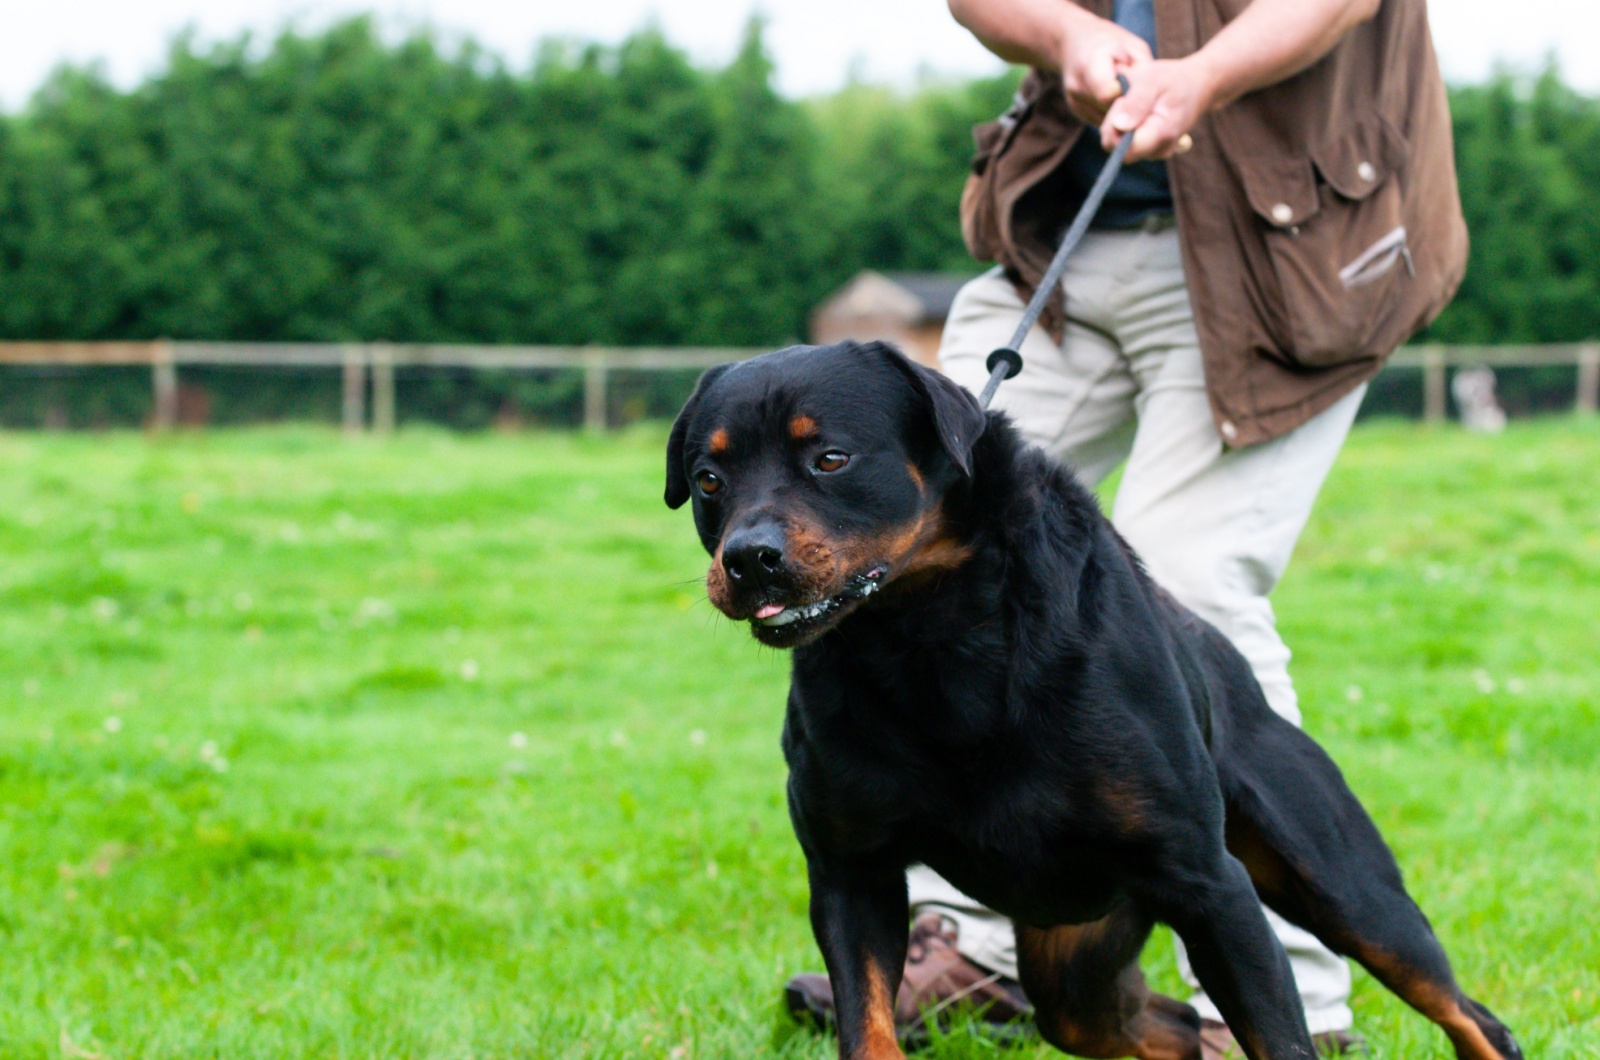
left=977, top=347, right=1024, bottom=408
left=985, top=347, right=1023, bottom=381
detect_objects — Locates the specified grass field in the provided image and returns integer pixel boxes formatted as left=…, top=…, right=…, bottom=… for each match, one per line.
left=0, top=418, right=1596, bottom=1058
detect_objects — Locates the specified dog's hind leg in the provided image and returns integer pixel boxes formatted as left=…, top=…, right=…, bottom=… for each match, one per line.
left=1218, top=720, right=1522, bottom=1060
left=1016, top=907, right=1202, bottom=1060
left=1146, top=853, right=1322, bottom=1060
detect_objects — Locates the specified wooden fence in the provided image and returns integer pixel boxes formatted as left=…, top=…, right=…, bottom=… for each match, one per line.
left=1, top=341, right=1596, bottom=432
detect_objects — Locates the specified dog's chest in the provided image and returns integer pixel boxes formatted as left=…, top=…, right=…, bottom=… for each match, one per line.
left=801, top=705, right=1135, bottom=912
left=790, top=642, right=1155, bottom=923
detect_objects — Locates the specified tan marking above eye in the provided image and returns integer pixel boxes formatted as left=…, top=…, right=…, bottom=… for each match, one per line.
left=789, top=415, right=818, bottom=440
left=708, top=428, right=730, bottom=456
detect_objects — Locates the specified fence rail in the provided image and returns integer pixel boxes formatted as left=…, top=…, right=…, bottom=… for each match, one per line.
left=2, top=341, right=1596, bottom=431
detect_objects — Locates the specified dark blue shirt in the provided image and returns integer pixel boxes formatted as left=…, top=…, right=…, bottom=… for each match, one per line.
left=1058, top=0, right=1173, bottom=229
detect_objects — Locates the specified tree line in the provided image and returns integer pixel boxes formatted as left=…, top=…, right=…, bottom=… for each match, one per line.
left=0, top=18, right=1594, bottom=424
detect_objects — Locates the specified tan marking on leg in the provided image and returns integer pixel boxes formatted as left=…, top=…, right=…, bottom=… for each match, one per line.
left=853, top=960, right=905, bottom=1060
left=708, top=428, right=730, bottom=456
left=1018, top=922, right=1196, bottom=1059
left=789, top=414, right=818, bottom=441
left=1416, top=981, right=1505, bottom=1060
left=1440, top=1010, right=1503, bottom=1060
left=1358, top=947, right=1509, bottom=1060
left=1399, top=977, right=1503, bottom=1060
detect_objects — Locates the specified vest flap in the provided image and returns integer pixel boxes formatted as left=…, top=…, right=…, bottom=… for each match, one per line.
left=1310, top=113, right=1409, bottom=201
left=1235, top=152, right=1319, bottom=229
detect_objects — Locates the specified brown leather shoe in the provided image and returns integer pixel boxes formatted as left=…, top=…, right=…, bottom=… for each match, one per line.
left=784, top=913, right=1035, bottom=1047
left=1199, top=1018, right=1367, bottom=1060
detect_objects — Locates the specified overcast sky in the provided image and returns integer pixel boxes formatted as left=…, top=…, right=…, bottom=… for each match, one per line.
left=0, top=0, right=1590, bottom=110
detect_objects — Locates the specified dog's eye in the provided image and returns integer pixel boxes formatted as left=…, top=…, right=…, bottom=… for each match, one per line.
left=814, top=452, right=850, bottom=474
left=696, top=471, right=723, bottom=496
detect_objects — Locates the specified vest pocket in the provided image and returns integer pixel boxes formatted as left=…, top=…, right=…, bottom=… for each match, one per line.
left=1237, top=114, right=1412, bottom=368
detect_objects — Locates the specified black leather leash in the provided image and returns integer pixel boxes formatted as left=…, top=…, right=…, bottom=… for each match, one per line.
left=977, top=74, right=1137, bottom=409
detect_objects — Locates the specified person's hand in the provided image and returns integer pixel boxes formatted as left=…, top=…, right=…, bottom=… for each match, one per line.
left=1058, top=14, right=1152, bottom=128
left=1101, top=56, right=1218, bottom=161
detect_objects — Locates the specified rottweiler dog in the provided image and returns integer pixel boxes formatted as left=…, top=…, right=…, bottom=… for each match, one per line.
left=665, top=340, right=1521, bottom=1060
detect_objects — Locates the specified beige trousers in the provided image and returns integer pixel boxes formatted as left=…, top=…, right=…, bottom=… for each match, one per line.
left=914, top=222, right=1364, bottom=1035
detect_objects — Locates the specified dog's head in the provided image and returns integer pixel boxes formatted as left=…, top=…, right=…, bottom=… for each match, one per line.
left=665, top=341, right=988, bottom=648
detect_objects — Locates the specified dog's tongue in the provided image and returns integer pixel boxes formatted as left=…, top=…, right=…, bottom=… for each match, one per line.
left=754, top=603, right=785, bottom=620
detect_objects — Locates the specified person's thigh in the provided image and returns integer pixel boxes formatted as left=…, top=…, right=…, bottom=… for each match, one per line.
left=1113, top=352, right=1365, bottom=724
left=1106, top=229, right=1365, bottom=724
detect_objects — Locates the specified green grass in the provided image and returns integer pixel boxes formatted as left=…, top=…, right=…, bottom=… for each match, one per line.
left=0, top=418, right=1595, bottom=1058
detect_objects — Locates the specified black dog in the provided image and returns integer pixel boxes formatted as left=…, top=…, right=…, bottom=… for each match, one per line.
left=665, top=341, right=1521, bottom=1060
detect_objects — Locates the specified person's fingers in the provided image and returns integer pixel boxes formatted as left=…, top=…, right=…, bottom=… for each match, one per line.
left=1100, top=93, right=1153, bottom=152
left=1122, top=36, right=1155, bottom=69
left=1125, top=124, right=1167, bottom=162
left=1082, top=50, right=1126, bottom=108
left=1123, top=115, right=1188, bottom=162
left=1083, top=36, right=1150, bottom=106
left=1104, top=79, right=1157, bottom=137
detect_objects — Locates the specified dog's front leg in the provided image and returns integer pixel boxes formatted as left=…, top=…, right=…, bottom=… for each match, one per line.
left=807, top=856, right=910, bottom=1060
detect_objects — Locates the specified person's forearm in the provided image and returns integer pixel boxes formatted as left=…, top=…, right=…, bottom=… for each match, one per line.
left=947, top=0, right=1092, bottom=70
left=1192, top=0, right=1381, bottom=109
left=952, top=0, right=1383, bottom=160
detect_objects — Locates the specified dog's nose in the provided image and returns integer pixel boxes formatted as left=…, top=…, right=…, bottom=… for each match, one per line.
left=722, top=524, right=787, bottom=585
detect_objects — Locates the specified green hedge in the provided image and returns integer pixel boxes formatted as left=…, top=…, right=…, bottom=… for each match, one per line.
left=0, top=19, right=1595, bottom=426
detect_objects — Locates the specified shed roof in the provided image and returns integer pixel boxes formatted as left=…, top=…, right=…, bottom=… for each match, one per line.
left=813, top=270, right=979, bottom=325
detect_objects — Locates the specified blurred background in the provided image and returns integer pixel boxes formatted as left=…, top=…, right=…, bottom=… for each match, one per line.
left=2, top=0, right=1599, bottom=428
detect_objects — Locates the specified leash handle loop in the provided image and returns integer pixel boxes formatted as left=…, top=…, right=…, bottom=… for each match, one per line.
left=977, top=73, right=1136, bottom=409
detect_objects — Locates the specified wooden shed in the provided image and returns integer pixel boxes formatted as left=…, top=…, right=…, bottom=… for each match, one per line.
left=809, top=271, right=978, bottom=367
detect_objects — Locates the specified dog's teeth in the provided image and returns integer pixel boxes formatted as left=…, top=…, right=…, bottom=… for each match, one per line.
left=757, top=600, right=834, bottom=627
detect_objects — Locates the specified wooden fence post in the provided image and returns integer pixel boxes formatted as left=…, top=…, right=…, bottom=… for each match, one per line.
left=1422, top=348, right=1448, bottom=423
left=341, top=344, right=368, bottom=435
left=151, top=339, right=178, bottom=431
left=1577, top=343, right=1600, bottom=417
left=371, top=344, right=395, bottom=434
left=583, top=348, right=608, bottom=431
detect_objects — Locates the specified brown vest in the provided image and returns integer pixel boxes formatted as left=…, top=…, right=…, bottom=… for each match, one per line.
left=960, top=0, right=1467, bottom=446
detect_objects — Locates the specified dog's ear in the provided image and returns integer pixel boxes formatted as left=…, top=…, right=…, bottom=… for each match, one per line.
left=665, top=362, right=735, bottom=509
left=862, top=341, right=987, bottom=477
